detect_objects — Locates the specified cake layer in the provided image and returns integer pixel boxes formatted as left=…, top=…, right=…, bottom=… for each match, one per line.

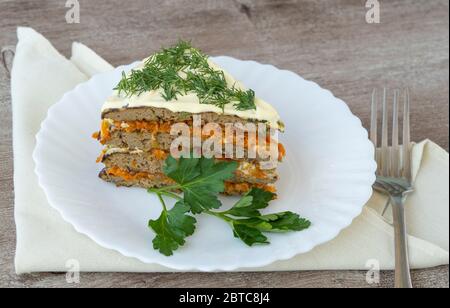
left=94, top=118, right=286, bottom=162
left=102, top=108, right=277, bottom=128
left=100, top=151, right=279, bottom=185
left=103, top=130, right=174, bottom=152
left=99, top=167, right=276, bottom=195
left=100, top=132, right=285, bottom=162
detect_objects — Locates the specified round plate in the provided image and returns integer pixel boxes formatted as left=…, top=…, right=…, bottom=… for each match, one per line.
left=33, top=56, right=376, bottom=271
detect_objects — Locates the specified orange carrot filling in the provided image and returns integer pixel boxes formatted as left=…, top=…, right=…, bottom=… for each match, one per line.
left=96, top=149, right=106, bottom=163
left=105, top=166, right=172, bottom=182
left=94, top=120, right=181, bottom=144
left=99, top=120, right=111, bottom=144
left=152, top=149, right=168, bottom=160
left=116, top=120, right=173, bottom=134
left=247, top=167, right=269, bottom=180
left=278, top=143, right=286, bottom=160
left=94, top=119, right=286, bottom=158
left=104, top=166, right=276, bottom=193
left=224, top=182, right=276, bottom=194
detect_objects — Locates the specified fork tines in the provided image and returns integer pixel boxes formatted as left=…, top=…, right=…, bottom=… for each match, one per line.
left=370, top=88, right=411, bottom=181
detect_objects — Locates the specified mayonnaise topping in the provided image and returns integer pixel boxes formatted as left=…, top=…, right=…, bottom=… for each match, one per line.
left=102, top=59, right=283, bottom=130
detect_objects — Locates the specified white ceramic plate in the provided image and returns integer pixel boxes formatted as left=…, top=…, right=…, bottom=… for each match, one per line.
left=33, top=56, right=376, bottom=271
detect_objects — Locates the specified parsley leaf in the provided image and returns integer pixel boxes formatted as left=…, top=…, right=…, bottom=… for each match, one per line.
left=223, top=211, right=311, bottom=247
left=236, top=212, right=312, bottom=233
left=232, top=223, right=269, bottom=246
left=211, top=188, right=311, bottom=246
left=259, top=212, right=312, bottom=232
left=163, top=155, right=201, bottom=183
left=224, top=188, right=274, bottom=217
left=148, top=199, right=196, bottom=256
left=163, top=156, right=238, bottom=214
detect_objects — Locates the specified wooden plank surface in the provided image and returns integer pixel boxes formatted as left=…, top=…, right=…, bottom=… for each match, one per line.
left=0, top=0, right=448, bottom=288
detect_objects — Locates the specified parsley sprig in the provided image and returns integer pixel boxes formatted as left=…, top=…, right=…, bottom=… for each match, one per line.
left=148, top=197, right=196, bottom=257
left=148, top=156, right=311, bottom=256
left=114, top=41, right=256, bottom=111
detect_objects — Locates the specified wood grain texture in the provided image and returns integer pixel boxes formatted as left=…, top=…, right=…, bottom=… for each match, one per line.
left=0, top=0, right=448, bottom=288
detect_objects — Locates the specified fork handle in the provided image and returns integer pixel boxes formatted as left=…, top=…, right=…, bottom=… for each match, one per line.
left=391, top=195, right=413, bottom=288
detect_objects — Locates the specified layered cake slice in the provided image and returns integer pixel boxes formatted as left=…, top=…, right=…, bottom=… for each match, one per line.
left=94, top=42, right=285, bottom=195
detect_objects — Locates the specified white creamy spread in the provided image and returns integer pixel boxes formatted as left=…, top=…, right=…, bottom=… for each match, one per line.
left=104, top=147, right=143, bottom=156
left=102, top=59, right=283, bottom=131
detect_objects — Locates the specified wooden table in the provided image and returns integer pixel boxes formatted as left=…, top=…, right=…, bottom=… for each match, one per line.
left=0, top=0, right=448, bottom=288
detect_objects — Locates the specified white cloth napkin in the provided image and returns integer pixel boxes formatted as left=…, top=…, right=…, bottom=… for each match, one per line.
left=12, top=27, right=449, bottom=274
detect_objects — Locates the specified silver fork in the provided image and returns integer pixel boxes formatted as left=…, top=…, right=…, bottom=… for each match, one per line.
left=370, top=88, right=414, bottom=288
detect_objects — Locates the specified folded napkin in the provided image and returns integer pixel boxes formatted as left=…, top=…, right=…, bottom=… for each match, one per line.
left=11, top=27, right=449, bottom=274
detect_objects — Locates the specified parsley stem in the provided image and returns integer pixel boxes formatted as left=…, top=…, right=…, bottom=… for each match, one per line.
left=158, top=190, right=183, bottom=201
left=156, top=193, right=168, bottom=212
left=148, top=185, right=181, bottom=194
left=148, top=187, right=183, bottom=201
left=205, top=210, right=234, bottom=223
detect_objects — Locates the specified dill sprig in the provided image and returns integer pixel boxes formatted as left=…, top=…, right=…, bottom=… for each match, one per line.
left=114, top=41, right=256, bottom=111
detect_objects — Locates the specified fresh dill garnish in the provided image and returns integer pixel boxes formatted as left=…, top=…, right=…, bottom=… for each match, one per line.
left=114, top=41, right=257, bottom=111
